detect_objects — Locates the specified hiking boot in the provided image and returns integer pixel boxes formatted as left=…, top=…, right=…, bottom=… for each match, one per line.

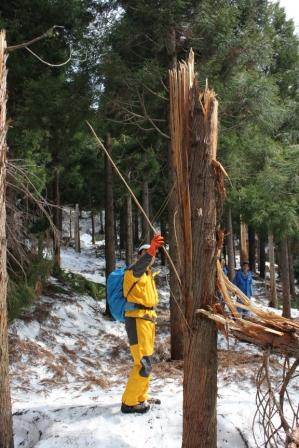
left=121, top=402, right=150, bottom=414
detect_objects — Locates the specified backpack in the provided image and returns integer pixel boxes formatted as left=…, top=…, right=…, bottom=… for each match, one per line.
left=107, top=267, right=138, bottom=322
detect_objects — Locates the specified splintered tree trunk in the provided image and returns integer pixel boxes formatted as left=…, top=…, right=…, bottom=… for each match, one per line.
left=125, top=174, right=133, bottom=266
left=240, top=220, right=248, bottom=263
left=259, top=233, right=266, bottom=279
left=141, top=181, right=150, bottom=243
left=0, top=30, right=14, bottom=448
left=227, top=207, right=235, bottom=280
left=105, top=133, right=116, bottom=314
left=268, top=233, right=278, bottom=308
left=167, top=27, right=184, bottom=361
left=168, top=179, right=184, bottom=360
left=169, top=51, right=223, bottom=448
left=280, top=237, right=291, bottom=318
left=248, top=225, right=256, bottom=273
left=91, top=211, right=95, bottom=245
left=52, top=167, right=61, bottom=271
left=185, top=88, right=219, bottom=448
left=74, top=203, right=80, bottom=253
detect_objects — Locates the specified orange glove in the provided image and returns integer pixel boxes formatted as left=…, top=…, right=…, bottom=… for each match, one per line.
left=147, top=234, right=165, bottom=257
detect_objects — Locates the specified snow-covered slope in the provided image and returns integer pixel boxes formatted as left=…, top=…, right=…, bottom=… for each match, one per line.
left=9, top=240, right=298, bottom=448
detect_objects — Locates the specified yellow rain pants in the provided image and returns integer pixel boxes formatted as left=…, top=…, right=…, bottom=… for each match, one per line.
left=122, top=316, right=155, bottom=406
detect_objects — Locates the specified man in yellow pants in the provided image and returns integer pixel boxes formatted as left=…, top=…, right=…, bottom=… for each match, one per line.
left=121, top=234, right=164, bottom=414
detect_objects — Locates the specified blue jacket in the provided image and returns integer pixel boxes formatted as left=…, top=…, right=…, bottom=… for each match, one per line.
left=233, top=269, right=253, bottom=298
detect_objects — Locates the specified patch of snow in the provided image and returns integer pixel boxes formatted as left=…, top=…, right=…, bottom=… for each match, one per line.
left=61, top=247, right=106, bottom=285
left=11, top=320, right=40, bottom=341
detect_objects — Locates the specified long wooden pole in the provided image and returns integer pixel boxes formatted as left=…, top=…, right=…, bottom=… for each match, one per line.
left=86, top=121, right=182, bottom=286
left=86, top=121, right=191, bottom=331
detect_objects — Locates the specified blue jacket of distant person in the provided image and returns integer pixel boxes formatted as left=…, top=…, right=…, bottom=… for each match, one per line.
left=233, top=269, right=253, bottom=298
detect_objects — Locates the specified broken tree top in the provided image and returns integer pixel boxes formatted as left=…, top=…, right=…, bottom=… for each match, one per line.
left=197, top=261, right=299, bottom=359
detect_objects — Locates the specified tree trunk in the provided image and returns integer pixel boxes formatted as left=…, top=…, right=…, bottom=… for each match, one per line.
left=222, top=243, right=227, bottom=263
left=0, top=30, right=14, bottom=448
left=227, top=207, right=235, bottom=281
left=69, top=209, right=72, bottom=240
left=125, top=174, right=133, bottom=266
left=91, top=211, right=95, bottom=245
left=160, top=218, right=167, bottom=266
left=119, top=207, right=126, bottom=257
left=259, top=233, right=266, bottom=279
left=169, top=50, right=221, bottom=448
left=288, top=240, right=296, bottom=299
left=166, top=27, right=184, bottom=361
left=105, top=133, right=116, bottom=315
left=183, top=86, right=219, bottom=448
left=141, top=181, right=150, bottom=243
left=240, top=220, right=248, bottom=263
left=268, top=233, right=278, bottom=308
left=74, top=203, right=80, bottom=253
left=168, top=180, right=184, bottom=360
left=99, top=209, right=104, bottom=234
left=248, top=225, right=256, bottom=273
left=280, top=237, right=291, bottom=318
left=52, top=168, right=61, bottom=271
left=133, top=209, right=139, bottom=247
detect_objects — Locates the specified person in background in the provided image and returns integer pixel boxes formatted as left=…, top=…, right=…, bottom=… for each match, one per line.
left=121, top=234, right=164, bottom=414
left=233, top=260, right=253, bottom=317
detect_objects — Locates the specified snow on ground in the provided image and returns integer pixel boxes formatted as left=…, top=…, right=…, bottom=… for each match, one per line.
left=61, top=232, right=109, bottom=285
left=9, top=232, right=299, bottom=448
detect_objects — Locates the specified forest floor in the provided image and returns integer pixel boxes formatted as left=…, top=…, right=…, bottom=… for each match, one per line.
left=9, top=231, right=299, bottom=448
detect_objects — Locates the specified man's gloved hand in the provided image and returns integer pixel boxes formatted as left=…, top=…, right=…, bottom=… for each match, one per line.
left=147, top=234, right=165, bottom=257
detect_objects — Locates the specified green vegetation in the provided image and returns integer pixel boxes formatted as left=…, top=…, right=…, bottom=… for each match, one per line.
left=7, top=257, right=53, bottom=321
left=57, top=271, right=106, bottom=301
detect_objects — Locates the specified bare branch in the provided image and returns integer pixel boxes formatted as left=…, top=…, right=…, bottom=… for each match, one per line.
left=6, top=26, right=64, bottom=52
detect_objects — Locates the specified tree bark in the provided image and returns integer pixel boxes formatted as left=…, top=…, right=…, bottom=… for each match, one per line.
left=119, top=207, right=126, bottom=256
left=160, top=218, right=167, bottom=266
left=0, top=30, right=14, bottom=448
left=227, top=207, right=235, bottom=281
left=52, top=167, right=61, bottom=271
left=183, top=83, right=220, bottom=448
left=74, top=203, right=80, bottom=253
left=105, top=133, right=116, bottom=315
left=125, top=174, right=133, bottom=266
left=240, top=220, right=248, bottom=263
left=99, top=209, right=104, bottom=234
left=248, top=225, right=256, bottom=273
left=168, top=180, right=184, bottom=360
left=141, top=181, right=150, bottom=243
left=69, top=209, right=72, bottom=240
left=133, top=209, right=139, bottom=247
left=91, top=211, right=95, bottom=245
left=259, top=233, right=266, bottom=279
left=280, top=237, right=291, bottom=318
left=268, top=233, right=278, bottom=308
left=288, top=240, right=296, bottom=299
left=169, top=51, right=221, bottom=448
left=167, top=27, right=184, bottom=361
